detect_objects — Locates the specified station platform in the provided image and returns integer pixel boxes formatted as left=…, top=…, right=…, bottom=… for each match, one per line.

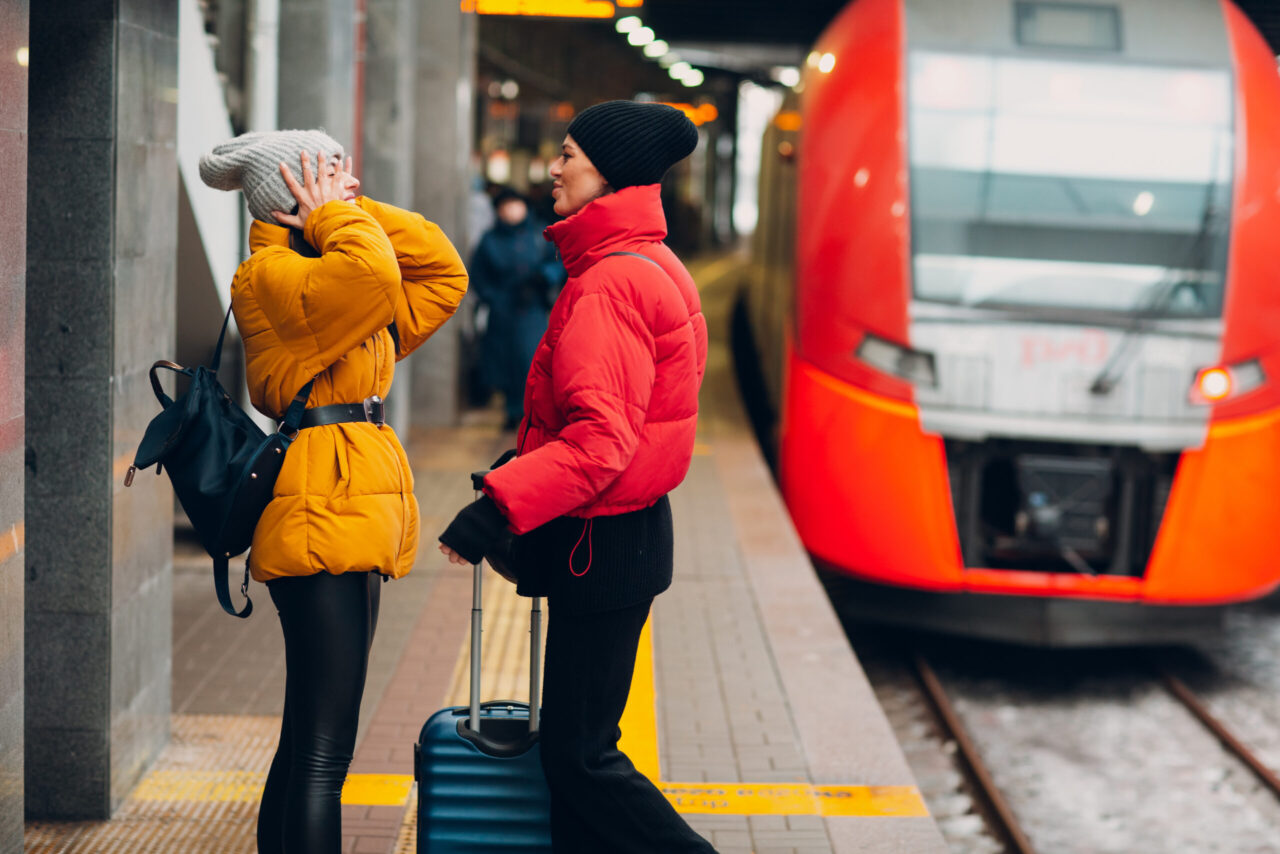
left=25, top=256, right=947, bottom=854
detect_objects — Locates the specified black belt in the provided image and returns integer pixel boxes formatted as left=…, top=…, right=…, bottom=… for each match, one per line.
left=295, top=395, right=386, bottom=430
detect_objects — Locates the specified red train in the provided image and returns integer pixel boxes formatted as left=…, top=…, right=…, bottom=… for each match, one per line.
left=742, top=0, right=1280, bottom=645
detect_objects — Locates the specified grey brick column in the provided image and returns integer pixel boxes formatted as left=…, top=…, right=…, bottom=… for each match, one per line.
left=24, top=0, right=177, bottom=818
left=0, top=1, right=28, bottom=846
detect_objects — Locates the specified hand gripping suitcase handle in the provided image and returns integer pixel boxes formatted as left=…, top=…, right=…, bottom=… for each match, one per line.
left=468, top=476, right=542, bottom=736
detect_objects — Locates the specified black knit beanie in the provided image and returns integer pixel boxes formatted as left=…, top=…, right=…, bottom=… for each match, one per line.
left=567, top=101, right=699, bottom=190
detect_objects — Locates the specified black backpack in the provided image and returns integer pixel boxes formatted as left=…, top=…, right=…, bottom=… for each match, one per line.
left=126, top=308, right=313, bottom=618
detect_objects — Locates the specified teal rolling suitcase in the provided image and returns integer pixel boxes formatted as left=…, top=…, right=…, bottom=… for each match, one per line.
left=413, top=474, right=552, bottom=852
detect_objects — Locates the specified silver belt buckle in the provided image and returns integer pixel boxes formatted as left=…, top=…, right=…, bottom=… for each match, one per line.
left=363, top=395, right=385, bottom=427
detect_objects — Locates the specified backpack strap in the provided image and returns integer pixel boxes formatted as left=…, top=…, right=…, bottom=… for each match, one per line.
left=211, top=304, right=233, bottom=373
left=278, top=378, right=317, bottom=436
left=148, top=361, right=191, bottom=409
left=213, top=302, right=316, bottom=436
left=605, top=250, right=670, bottom=277
left=215, top=555, right=253, bottom=619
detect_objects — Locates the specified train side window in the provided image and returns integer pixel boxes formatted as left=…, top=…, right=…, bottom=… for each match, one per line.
left=1014, top=2, right=1122, bottom=52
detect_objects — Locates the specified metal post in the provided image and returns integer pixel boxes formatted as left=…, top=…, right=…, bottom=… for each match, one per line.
left=469, top=558, right=483, bottom=733
left=529, top=597, right=542, bottom=732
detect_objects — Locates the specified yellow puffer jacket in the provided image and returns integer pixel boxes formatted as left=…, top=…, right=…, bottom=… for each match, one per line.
left=231, top=196, right=467, bottom=582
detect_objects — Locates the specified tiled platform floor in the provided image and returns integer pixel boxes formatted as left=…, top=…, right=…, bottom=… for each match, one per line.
left=25, top=256, right=946, bottom=854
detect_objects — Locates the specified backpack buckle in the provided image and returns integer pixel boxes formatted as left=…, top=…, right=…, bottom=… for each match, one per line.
left=363, top=395, right=385, bottom=427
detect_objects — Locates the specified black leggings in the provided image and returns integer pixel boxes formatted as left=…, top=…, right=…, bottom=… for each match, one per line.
left=257, top=571, right=382, bottom=854
left=539, top=599, right=718, bottom=854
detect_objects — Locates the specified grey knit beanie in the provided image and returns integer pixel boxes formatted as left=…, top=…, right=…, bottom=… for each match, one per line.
left=198, top=130, right=346, bottom=223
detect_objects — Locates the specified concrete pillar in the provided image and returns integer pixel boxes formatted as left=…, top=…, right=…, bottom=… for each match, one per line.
left=0, top=2, right=27, bottom=845
left=25, top=0, right=177, bottom=818
left=274, top=0, right=474, bottom=430
left=276, top=0, right=356, bottom=149
left=410, top=0, right=476, bottom=427
left=362, top=0, right=415, bottom=209
left=363, top=0, right=418, bottom=437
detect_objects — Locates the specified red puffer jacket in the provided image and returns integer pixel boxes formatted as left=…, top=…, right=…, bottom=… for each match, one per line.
left=483, top=184, right=707, bottom=534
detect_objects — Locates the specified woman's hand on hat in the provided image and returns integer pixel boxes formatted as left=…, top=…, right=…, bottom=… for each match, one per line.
left=272, top=151, right=352, bottom=230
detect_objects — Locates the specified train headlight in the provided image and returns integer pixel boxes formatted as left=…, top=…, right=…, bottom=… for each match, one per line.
left=1189, top=360, right=1265, bottom=405
left=855, top=333, right=938, bottom=388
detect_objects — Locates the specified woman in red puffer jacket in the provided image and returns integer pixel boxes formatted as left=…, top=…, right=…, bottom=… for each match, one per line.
left=439, top=101, right=716, bottom=854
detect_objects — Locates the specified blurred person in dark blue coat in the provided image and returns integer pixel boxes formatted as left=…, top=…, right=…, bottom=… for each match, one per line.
left=470, top=187, right=566, bottom=429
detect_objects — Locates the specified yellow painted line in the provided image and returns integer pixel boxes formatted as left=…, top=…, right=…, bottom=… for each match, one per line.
left=127, top=769, right=927, bottom=817
left=691, top=442, right=713, bottom=456
left=617, top=618, right=660, bottom=782
left=342, top=774, right=416, bottom=806
left=661, top=782, right=929, bottom=817
left=611, top=613, right=927, bottom=816
left=131, top=770, right=263, bottom=802
left=130, top=770, right=415, bottom=806
left=129, top=555, right=928, bottom=818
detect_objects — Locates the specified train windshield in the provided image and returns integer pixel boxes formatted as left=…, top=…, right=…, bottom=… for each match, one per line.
left=907, top=52, right=1233, bottom=318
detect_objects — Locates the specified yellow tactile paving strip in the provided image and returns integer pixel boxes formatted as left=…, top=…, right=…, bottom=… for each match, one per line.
left=431, top=580, right=928, bottom=818
left=25, top=571, right=926, bottom=854
left=27, top=577, right=926, bottom=854
left=22, top=582, right=545, bottom=852
left=661, top=783, right=928, bottom=818
left=394, top=795, right=418, bottom=854
left=24, top=715, right=278, bottom=853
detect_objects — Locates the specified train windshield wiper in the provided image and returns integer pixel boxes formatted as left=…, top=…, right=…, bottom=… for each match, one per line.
left=1088, top=274, right=1197, bottom=395
left=1089, top=178, right=1221, bottom=397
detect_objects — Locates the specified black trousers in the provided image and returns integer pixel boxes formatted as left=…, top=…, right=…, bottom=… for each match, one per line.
left=257, top=571, right=382, bottom=854
left=539, top=598, right=717, bottom=854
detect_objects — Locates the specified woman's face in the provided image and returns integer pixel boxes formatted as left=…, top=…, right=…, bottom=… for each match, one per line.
left=548, top=135, right=610, bottom=217
left=323, top=155, right=361, bottom=201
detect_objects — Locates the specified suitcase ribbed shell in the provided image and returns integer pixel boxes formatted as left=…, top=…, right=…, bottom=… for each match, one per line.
left=415, top=704, right=552, bottom=853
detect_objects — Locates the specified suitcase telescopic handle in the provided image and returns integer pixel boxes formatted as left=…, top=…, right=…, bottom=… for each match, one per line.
left=467, top=475, right=543, bottom=736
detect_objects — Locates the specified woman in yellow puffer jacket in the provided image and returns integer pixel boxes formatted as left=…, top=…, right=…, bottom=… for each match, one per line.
left=199, top=130, right=467, bottom=854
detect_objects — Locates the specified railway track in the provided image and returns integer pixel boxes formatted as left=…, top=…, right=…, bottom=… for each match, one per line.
left=826, top=582, right=1280, bottom=852
left=912, top=654, right=1036, bottom=854
left=1157, top=665, right=1280, bottom=802
left=873, top=641, right=1280, bottom=854
left=907, top=651, right=1280, bottom=854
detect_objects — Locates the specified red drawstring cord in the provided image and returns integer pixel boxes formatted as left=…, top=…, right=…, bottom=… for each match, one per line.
left=569, top=518, right=594, bottom=577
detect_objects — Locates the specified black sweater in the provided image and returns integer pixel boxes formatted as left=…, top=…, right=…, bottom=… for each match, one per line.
left=514, top=495, right=673, bottom=615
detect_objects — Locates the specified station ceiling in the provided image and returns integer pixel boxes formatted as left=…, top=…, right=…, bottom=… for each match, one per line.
left=642, top=0, right=1280, bottom=54
left=642, top=0, right=847, bottom=46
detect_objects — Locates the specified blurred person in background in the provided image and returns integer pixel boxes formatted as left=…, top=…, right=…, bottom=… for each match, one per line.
left=469, top=186, right=566, bottom=429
